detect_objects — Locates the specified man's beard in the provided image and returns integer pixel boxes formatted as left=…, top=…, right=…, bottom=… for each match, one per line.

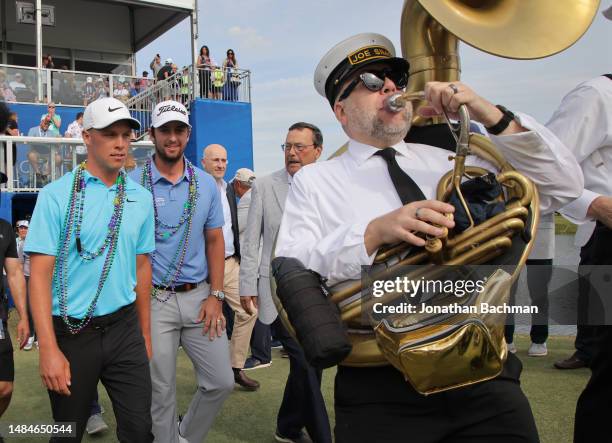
left=346, top=100, right=412, bottom=145
left=155, top=144, right=184, bottom=164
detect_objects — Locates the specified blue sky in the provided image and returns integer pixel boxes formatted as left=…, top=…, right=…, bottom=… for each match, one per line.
left=136, top=0, right=612, bottom=176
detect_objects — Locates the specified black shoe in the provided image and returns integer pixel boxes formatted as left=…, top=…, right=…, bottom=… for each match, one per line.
left=280, top=348, right=289, bottom=358
left=271, top=339, right=283, bottom=349
left=233, top=368, right=260, bottom=391
left=243, top=356, right=271, bottom=370
left=554, top=352, right=588, bottom=370
left=274, top=429, right=313, bottom=443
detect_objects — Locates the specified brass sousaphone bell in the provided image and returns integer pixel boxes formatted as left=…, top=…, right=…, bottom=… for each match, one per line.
left=271, top=0, right=600, bottom=389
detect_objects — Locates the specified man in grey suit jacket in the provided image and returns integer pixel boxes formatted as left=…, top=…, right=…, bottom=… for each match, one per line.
left=240, top=122, right=332, bottom=443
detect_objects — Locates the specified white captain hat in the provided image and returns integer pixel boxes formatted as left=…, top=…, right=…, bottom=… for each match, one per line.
left=313, top=33, right=409, bottom=108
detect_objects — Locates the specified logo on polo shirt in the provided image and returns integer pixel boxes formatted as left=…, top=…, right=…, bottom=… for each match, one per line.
left=347, top=45, right=391, bottom=65
left=156, top=104, right=187, bottom=117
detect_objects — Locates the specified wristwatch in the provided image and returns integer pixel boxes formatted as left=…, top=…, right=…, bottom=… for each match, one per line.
left=210, top=289, right=225, bottom=301
left=485, top=105, right=516, bottom=135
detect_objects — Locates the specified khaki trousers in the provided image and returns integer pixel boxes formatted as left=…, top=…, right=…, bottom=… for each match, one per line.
left=224, top=256, right=257, bottom=368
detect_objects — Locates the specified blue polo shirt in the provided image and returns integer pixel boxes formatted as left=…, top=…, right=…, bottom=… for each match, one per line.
left=129, top=159, right=224, bottom=285
left=25, top=169, right=155, bottom=318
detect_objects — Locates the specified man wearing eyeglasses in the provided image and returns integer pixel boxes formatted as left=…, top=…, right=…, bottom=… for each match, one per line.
left=275, top=33, right=583, bottom=443
left=240, top=122, right=328, bottom=443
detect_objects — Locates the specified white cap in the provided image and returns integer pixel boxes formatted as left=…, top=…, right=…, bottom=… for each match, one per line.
left=82, top=97, right=140, bottom=131
left=314, top=33, right=408, bottom=107
left=151, top=100, right=191, bottom=128
left=234, top=168, right=255, bottom=185
left=165, top=58, right=173, bottom=65
left=17, top=220, right=29, bottom=228
left=86, top=77, right=92, bottom=83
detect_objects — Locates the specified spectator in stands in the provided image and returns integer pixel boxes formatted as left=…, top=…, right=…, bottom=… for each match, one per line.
left=197, top=45, right=216, bottom=98
left=157, top=58, right=173, bottom=81
left=129, top=80, right=139, bottom=97
left=95, top=78, right=109, bottom=100
left=42, top=54, right=54, bottom=69
left=5, top=113, right=18, bottom=137
left=139, top=71, right=150, bottom=89
left=157, top=59, right=174, bottom=100
left=222, top=49, right=240, bottom=102
left=82, top=77, right=96, bottom=106
left=211, top=66, right=224, bottom=100
left=57, top=71, right=79, bottom=105
left=150, top=54, right=162, bottom=78
left=9, top=73, right=26, bottom=92
left=114, top=81, right=130, bottom=103
left=3, top=112, right=19, bottom=169
left=40, top=102, right=61, bottom=136
left=180, top=66, right=191, bottom=104
left=26, top=118, right=61, bottom=185
left=64, top=112, right=86, bottom=164
left=0, top=71, right=16, bottom=102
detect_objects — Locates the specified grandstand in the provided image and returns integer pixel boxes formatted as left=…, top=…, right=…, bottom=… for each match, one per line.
left=0, top=0, right=254, bottom=224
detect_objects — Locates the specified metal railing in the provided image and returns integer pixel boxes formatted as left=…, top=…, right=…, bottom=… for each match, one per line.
left=1, top=63, right=252, bottom=107
left=0, top=63, right=154, bottom=106
left=0, top=135, right=154, bottom=192
left=126, top=67, right=195, bottom=139
left=195, top=66, right=251, bottom=103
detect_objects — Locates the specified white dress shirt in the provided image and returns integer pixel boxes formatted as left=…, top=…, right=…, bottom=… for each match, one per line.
left=217, top=179, right=235, bottom=258
left=552, top=76, right=612, bottom=246
left=276, top=112, right=583, bottom=285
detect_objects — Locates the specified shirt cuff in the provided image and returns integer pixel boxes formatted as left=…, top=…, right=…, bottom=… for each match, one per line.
left=356, top=221, right=378, bottom=266
left=559, top=189, right=601, bottom=225
left=488, top=112, right=545, bottom=153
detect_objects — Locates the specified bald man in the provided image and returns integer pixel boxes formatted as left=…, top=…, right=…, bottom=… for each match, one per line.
left=202, top=144, right=260, bottom=391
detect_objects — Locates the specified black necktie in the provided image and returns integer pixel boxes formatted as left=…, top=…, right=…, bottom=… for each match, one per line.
left=375, top=147, right=426, bottom=205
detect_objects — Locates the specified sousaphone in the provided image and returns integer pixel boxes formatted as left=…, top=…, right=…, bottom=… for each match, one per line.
left=272, top=0, right=600, bottom=383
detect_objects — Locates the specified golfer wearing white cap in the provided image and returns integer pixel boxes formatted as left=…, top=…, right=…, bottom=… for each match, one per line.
left=130, top=100, right=233, bottom=443
left=275, top=33, right=583, bottom=442
left=25, top=97, right=156, bottom=441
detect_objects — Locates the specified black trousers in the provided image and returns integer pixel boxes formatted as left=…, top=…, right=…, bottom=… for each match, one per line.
left=49, top=304, right=153, bottom=443
left=505, top=259, right=552, bottom=344
left=275, top=319, right=332, bottom=443
left=574, top=222, right=612, bottom=443
left=334, top=354, right=539, bottom=443
left=250, top=319, right=272, bottom=363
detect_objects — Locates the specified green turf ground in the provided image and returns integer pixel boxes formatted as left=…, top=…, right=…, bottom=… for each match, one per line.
left=1, top=316, right=588, bottom=442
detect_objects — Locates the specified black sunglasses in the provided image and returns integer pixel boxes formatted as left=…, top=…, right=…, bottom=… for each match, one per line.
left=338, top=69, right=408, bottom=102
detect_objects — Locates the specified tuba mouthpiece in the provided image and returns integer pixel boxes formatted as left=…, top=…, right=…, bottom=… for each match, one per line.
left=386, top=93, right=406, bottom=113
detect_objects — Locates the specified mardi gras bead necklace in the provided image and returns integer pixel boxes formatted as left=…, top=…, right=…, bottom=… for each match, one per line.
left=54, top=162, right=126, bottom=334
left=141, top=157, right=199, bottom=301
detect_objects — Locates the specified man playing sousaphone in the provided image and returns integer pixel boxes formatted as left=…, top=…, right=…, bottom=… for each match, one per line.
left=275, top=33, right=583, bottom=442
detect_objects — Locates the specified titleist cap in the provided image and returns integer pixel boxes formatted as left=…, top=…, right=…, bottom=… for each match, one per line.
left=151, top=100, right=191, bottom=128
left=82, top=97, right=140, bottom=130
left=314, top=33, right=409, bottom=108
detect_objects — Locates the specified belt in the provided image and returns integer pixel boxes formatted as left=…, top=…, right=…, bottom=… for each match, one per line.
left=52, top=303, right=135, bottom=331
left=153, top=280, right=206, bottom=293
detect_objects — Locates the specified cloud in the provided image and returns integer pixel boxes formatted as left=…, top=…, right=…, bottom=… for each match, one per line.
left=227, top=26, right=271, bottom=50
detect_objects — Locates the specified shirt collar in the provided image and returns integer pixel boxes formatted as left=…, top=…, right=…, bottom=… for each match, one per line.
left=347, top=138, right=411, bottom=166
left=79, top=167, right=137, bottom=190
left=286, top=170, right=293, bottom=185
left=150, top=156, right=189, bottom=185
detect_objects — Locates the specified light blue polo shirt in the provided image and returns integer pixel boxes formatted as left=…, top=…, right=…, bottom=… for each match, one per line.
left=129, top=159, right=224, bottom=285
left=25, top=169, right=155, bottom=318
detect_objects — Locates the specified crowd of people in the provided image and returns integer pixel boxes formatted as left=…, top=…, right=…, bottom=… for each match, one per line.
left=0, top=10, right=610, bottom=443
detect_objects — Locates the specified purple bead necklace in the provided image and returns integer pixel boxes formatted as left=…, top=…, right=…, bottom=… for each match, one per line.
left=54, top=162, right=126, bottom=334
